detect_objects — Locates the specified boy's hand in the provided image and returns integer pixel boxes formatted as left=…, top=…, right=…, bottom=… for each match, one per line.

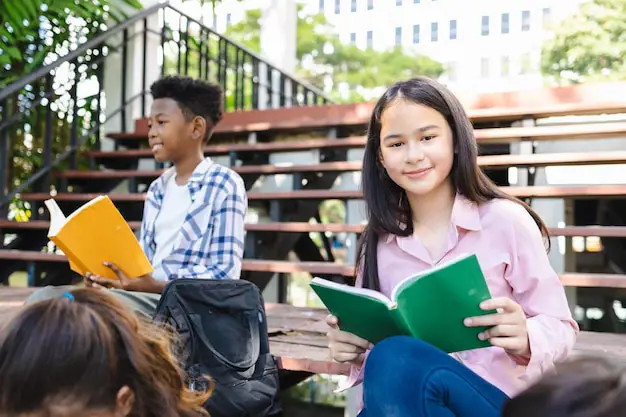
left=326, top=314, right=374, bottom=365
left=464, top=297, right=530, bottom=358
left=85, top=262, right=166, bottom=294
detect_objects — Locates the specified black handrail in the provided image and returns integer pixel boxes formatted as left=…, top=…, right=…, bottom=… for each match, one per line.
left=0, top=1, right=329, bottom=103
left=0, top=2, right=167, bottom=102
left=0, top=1, right=332, bottom=210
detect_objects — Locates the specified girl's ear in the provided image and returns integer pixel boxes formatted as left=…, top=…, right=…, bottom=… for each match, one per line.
left=115, top=386, right=135, bottom=417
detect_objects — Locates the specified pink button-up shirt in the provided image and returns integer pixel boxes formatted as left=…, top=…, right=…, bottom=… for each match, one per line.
left=343, top=195, right=579, bottom=397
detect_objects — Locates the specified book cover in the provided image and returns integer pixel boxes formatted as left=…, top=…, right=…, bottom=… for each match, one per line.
left=45, top=195, right=152, bottom=280
left=310, top=254, right=496, bottom=353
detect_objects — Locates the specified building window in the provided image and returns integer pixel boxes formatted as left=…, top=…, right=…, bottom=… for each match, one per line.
left=449, top=19, right=457, bottom=40
left=335, top=0, right=340, bottom=14
left=395, top=27, right=402, bottom=45
left=501, top=13, right=509, bottom=34
left=396, top=0, right=402, bottom=5
left=501, top=56, right=510, bottom=77
left=521, top=10, right=530, bottom=31
left=350, top=32, right=356, bottom=44
left=319, top=0, right=324, bottom=12
left=481, top=16, right=489, bottom=36
left=414, top=0, right=420, bottom=3
left=413, top=24, right=420, bottom=44
left=481, top=57, right=489, bottom=78
left=542, top=8, right=552, bottom=28
left=431, top=22, right=438, bottom=42
left=351, top=0, right=357, bottom=12
left=367, top=30, right=373, bottom=48
left=368, top=0, right=374, bottom=10
left=520, top=53, right=531, bottom=74
left=226, top=13, right=231, bottom=26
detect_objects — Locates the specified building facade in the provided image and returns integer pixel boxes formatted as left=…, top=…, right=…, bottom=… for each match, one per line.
left=209, top=0, right=586, bottom=94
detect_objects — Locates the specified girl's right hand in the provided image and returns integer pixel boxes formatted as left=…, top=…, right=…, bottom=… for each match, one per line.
left=326, top=314, right=374, bottom=365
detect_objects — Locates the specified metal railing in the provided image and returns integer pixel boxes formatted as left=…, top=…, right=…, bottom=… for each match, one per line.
left=0, top=1, right=331, bottom=211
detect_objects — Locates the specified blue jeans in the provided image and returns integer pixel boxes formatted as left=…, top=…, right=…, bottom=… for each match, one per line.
left=358, top=336, right=509, bottom=417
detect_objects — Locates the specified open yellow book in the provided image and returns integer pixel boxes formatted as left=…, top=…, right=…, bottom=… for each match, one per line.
left=44, top=195, right=152, bottom=280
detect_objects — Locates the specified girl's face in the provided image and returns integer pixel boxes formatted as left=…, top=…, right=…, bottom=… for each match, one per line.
left=379, top=99, right=455, bottom=198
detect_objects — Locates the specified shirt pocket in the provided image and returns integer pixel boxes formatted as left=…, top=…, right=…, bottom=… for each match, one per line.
left=477, top=254, right=511, bottom=297
left=178, top=204, right=214, bottom=247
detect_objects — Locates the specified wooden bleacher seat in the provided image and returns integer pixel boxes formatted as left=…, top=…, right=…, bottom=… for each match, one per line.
left=0, top=287, right=625, bottom=375
left=14, top=184, right=626, bottom=203
left=3, top=219, right=626, bottom=237
left=55, top=150, right=626, bottom=182
left=1, top=249, right=625, bottom=289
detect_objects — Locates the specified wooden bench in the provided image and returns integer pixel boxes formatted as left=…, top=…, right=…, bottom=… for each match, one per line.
left=106, top=122, right=626, bottom=147
left=15, top=185, right=626, bottom=203
left=3, top=220, right=626, bottom=237
left=1, top=249, right=625, bottom=289
left=0, top=287, right=625, bottom=374
left=57, top=150, right=626, bottom=182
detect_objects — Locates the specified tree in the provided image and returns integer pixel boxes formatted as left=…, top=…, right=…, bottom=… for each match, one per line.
left=541, top=0, right=626, bottom=84
left=225, top=9, right=443, bottom=102
left=0, top=0, right=142, bottom=218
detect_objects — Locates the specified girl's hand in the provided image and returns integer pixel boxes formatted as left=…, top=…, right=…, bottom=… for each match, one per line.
left=326, top=315, right=374, bottom=365
left=464, top=297, right=530, bottom=358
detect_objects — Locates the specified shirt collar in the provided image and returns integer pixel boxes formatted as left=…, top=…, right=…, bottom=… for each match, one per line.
left=384, top=193, right=482, bottom=243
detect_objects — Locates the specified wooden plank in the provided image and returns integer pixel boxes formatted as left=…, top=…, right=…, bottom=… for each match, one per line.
left=107, top=123, right=626, bottom=147
left=61, top=150, right=626, bottom=179
left=16, top=185, right=626, bottom=203
left=4, top=220, right=626, bottom=238
left=2, top=250, right=626, bottom=288
left=1, top=288, right=626, bottom=374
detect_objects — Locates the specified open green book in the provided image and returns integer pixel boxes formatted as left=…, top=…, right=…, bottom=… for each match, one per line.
left=310, top=253, right=496, bottom=353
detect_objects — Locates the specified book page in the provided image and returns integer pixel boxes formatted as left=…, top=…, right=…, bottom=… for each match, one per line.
left=310, top=277, right=395, bottom=308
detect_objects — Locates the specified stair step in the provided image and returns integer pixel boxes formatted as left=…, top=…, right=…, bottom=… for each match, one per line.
left=108, top=122, right=626, bottom=146
left=2, top=249, right=626, bottom=287
left=0, top=250, right=353, bottom=276
left=5, top=220, right=626, bottom=237
left=16, top=185, right=626, bottom=203
left=4, top=220, right=626, bottom=237
left=67, top=151, right=626, bottom=177
left=55, top=161, right=362, bottom=179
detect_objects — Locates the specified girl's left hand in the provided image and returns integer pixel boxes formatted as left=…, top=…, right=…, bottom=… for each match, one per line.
left=464, top=297, right=530, bottom=358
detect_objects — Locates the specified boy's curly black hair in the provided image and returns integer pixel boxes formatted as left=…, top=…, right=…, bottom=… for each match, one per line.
left=150, top=75, right=224, bottom=142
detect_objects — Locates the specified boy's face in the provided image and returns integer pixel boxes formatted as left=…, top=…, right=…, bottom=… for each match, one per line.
left=148, top=98, right=204, bottom=163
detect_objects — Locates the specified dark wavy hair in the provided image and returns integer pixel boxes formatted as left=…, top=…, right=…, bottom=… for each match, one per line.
left=503, top=357, right=626, bottom=417
left=356, top=76, right=549, bottom=291
left=0, top=288, right=210, bottom=417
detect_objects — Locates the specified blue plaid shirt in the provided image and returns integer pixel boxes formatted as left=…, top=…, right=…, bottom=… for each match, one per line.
left=140, top=158, right=247, bottom=280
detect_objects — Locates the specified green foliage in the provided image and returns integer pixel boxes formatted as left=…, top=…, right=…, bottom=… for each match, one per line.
left=541, top=0, right=626, bottom=84
left=1, top=0, right=142, bottom=207
left=0, top=0, right=142, bottom=86
left=225, top=8, right=443, bottom=102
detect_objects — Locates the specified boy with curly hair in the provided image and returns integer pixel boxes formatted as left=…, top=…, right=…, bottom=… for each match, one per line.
left=28, top=76, right=247, bottom=315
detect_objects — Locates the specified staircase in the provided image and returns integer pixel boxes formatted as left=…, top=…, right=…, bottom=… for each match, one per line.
left=4, top=1, right=626, bottom=335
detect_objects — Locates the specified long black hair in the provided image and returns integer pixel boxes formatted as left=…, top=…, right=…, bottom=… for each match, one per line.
left=356, top=76, right=550, bottom=291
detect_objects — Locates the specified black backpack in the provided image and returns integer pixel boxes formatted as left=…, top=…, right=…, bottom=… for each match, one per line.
left=152, top=279, right=282, bottom=417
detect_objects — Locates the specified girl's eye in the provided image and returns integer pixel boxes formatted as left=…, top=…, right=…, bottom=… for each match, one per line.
left=390, top=141, right=403, bottom=147
left=158, top=120, right=165, bottom=125
left=422, top=135, right=436, bottom=141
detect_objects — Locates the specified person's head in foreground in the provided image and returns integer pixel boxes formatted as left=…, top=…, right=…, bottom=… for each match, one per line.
left=502, top=356, right=626, bottom=417
left=0, top=289, right=209, bottom=417
left=148, top=75, right=224, bottom=164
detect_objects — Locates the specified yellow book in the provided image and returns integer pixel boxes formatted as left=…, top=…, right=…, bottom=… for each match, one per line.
left=44, top=195, right=152, bottom=280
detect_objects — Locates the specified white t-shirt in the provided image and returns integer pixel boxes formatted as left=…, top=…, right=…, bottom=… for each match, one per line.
left=151, top=173, right=193, bottom=281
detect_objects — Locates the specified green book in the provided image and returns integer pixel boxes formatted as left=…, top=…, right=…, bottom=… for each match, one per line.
left=309, top=253, right=496, bottom=353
